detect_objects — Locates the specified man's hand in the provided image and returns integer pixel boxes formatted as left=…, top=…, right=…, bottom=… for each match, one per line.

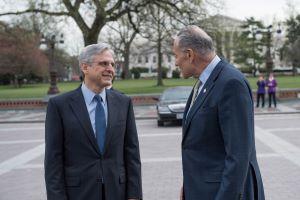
left=180, top=186, right=184, bottom=200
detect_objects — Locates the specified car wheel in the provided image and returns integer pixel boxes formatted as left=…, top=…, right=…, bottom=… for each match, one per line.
left=157, top=120, right=164, bottom=127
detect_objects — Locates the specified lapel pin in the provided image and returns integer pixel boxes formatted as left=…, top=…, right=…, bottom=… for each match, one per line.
left=203, top=88, right=207, bottom=93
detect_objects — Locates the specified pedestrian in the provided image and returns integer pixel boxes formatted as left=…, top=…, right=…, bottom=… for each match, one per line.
left=45, top=43, right=142, bottom=200
left=173, top=25, right=265, bottom=200
left=266, top=73, right=277, bottom=108
left=256, top=74, right=266, bottom=108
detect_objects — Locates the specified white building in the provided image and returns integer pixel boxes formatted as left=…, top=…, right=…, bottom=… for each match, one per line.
left=127, top=14, right=288, bottom=77
left=129, top=39, right=176, bottom=78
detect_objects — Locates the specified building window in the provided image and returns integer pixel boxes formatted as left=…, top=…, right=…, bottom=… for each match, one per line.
left=145, top=56, right=148, bottom=63
left=153, top=56, right=156, bottom=63
left=138, top=56, right=142, bottom=63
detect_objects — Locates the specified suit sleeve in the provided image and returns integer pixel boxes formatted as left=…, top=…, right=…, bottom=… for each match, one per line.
left=215, top=79, right=254, bottom=200
left=124, top=98, right=143, bottom=199
left=44, top=98, right=67, bottom=200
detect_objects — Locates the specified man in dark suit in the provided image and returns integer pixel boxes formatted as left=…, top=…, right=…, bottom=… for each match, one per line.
left=173, top=26, right=265, bottom=200
left=45, top=43, right=142, bottom=200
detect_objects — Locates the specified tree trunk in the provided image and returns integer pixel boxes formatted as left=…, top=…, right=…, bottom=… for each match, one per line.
left=123, top=44, right=131, bottom=79
left=157, top=37, right=163, bottom=86
left=14, top=74, right=22, bottom=88
left=83, top=25, right=104, bottom=46
left=83, top=33, right=100, bottom=46
left=156, top=8, right=163, bottom=86
left=292, top=60, right=297, bottom=76
left=123, top=31, right=137, bottom=79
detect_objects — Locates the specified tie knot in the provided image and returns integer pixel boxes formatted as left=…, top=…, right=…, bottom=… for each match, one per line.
left=94, top=95, right=103, bottom=103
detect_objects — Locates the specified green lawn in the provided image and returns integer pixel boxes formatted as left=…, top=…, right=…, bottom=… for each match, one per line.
left=0, top=76, right=300, bottom=100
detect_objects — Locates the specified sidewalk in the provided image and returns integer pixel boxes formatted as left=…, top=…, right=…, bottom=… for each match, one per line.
left=0, top=99, right=299, bottom=123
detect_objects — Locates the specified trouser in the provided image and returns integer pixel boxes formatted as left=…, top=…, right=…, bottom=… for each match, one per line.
left=256, top=93, right=265, bottom=107
left=268, top=93, right=276, bottom=107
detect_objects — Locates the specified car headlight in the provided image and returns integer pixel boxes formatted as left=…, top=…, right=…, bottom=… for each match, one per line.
left=158, top=105, right=171, bottom=114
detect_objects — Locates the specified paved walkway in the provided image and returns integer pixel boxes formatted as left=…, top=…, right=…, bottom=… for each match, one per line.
left=0, top=99, right=299, bottom=123
left=1, top=115, right=300, bottom=199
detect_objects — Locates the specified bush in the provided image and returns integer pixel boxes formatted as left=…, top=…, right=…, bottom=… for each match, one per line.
left=153, top=67, right=169, bottom=78
left=26, top=72, right=44, bottom=83
left=172, top=69, right=180, bottom=78
left=130, top=67, right=148, bottom=79
left=239, top=66, right=252, bottom=74
left=121, top=71, right=132, bottom=79
left=0, top=73, right=13, bottom=85
left=258, top=67, right=267, bottom=73
left=162, top=67, right=169, bottom=79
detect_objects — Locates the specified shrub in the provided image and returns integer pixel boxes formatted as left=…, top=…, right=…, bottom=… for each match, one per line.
left=161, top=67, right=169, bottom=79
left=239, top=66, right=252, bottom=74
left=130, top=67, right=148, bottom=79
left=172, top=69, right=180, bottom=78
left=0, top=73, right=13, bottom=85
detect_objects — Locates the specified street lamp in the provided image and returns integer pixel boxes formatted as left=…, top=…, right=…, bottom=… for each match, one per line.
left=40, top=33, right=64, bottom=95
left=248, top=25, right=262, bottom=77
left=256, top=24, right=283, bottom=75
left=265, top=25, right=274, bottom=75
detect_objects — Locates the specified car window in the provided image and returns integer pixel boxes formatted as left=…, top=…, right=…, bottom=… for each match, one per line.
left=161, top=88, right=192, bottom=101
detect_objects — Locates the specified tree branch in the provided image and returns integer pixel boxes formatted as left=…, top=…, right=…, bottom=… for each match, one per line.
left=74, top=0, right=84, bottom=10
left=127, top=11, right=139, bottom=33
left=62, top=0, right=90, bottom=33
left=106, top=0, right=123, bottom=15
left=93, top=0, right=102, bottom=8
left=0, top=9, right=69, bottom=17
left=107, top=8, right=128, bottom=21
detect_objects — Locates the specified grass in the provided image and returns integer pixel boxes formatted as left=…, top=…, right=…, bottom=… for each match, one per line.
left=0, top=76, right=300, bottom=100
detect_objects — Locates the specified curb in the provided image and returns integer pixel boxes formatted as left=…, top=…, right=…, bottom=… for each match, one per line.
left=0, top=111, right=299, bottom=124
left=254, top=111, right=300, bottom=115
left=0, top=120, right=45, bottom=124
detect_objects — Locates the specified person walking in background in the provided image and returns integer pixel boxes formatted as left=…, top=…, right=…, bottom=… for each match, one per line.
left=256, top=74, right=266, bottom=108
left=266, top=73, right=277, bottom=108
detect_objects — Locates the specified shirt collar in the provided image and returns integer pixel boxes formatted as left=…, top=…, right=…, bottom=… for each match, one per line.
left=81, top=82, right=106, bottom=105
left=199, top=55, right=221, bottom=83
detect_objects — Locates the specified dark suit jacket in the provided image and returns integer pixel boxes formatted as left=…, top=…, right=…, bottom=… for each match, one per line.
left=182, top=59, right=265, bottom=200
left=45, top=87, right=142, bottom=200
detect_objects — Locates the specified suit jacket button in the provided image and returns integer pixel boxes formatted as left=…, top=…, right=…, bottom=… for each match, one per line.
left=239, top=193, right=243, bottom=200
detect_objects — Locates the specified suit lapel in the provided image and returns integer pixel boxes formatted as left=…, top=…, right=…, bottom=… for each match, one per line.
left=183, top=60, right=226, bottom=141
left=103, top=89, right=119, bottom=154
left=182, top=88, right=193, bottom=133
left=69, top=87, right=101, bottom=155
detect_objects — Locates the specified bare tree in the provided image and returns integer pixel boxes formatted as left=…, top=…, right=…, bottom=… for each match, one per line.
left=138, top=0, right=210, bottom=86
left=0, top=0, right=182, bottom=46
left=284, top=38, right=300, bottom=75
left=105, top=15, right=139, bottom=79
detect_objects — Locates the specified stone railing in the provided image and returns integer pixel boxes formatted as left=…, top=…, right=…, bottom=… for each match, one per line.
left=252, top=88, right=300, bottom=99
left=0, top=89, right=299, bottom=110
left=0, top=99, right=47, bottom=110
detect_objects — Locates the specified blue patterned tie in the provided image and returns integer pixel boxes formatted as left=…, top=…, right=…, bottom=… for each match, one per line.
left=94, top=95, right=106, bottom=154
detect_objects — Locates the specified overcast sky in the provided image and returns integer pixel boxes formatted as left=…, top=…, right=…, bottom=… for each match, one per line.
left=222, top=0, right=300, bottom=23
left=1, top=0, right=300, bottom=55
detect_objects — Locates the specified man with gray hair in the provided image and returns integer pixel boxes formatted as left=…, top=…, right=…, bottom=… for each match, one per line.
left=45, top=43, right=142, bottom=200
left=173, top=25, right=265, bottom=200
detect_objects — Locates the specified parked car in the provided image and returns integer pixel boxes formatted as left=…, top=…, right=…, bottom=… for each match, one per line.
left=156, top=86, right=192, bottom=126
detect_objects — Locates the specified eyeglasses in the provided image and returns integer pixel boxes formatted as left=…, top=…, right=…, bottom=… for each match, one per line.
left=90, top=61, right=115, bottom=68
